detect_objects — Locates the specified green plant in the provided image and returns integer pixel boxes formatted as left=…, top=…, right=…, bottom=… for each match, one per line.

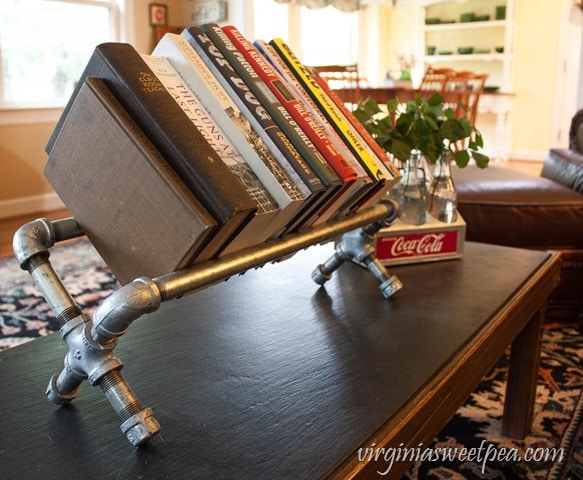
left=352, top=93, right=489, bottom=168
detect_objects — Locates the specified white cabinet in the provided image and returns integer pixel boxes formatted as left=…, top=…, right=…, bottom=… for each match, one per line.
left=418, top=0, right=515, bottom=160
left=419, top=0, right=515, bottom=92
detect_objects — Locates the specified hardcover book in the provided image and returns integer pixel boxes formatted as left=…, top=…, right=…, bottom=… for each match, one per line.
left=141, top=53, right=282, bottom=252
left=182, top=26, right=333, bottom=232
left=152, top=33, right=307, bottom=238
left=199, top=24, right=348, bottom=227
left=222, top=25, right=372, bottom=219
left=314, top=73, right=402, bottom=209
left=44, top=77, right=217, bottom=284
left=253, top=38, right=377, bottom=213
left=268, top=38, right=392, bottom=199
left=46, top=42, right=256, bottom=258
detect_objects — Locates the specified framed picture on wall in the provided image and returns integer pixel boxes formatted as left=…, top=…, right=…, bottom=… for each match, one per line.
left=149, top=3, right=168, bottom=27
left=186, top=0, right=228, bottom=25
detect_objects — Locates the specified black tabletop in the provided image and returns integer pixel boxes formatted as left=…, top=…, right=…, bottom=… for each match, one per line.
left=0, top=242, right=550, bottom=480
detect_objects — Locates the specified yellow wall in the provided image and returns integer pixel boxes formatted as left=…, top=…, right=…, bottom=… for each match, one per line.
left=511, top=0, right=561, bottom=155
left=0, top=123, right=56, bottom=199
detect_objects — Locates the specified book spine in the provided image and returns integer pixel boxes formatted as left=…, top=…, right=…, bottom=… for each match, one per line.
left=152, top=33, right=307, bottom=216
left=142, top=54, right=285, bottom=249
left=268, top=38, right=387, bottom=185
left=221, top=26, right=357, bottom=185
left=182, top=27, right=322, bottom=198
left=254, top=39, right=379, bottom=214
left=311, top=74, right=398, bottom=211
left=182, top=26, right=334, bottom=231
left=254, top=41, right=360, bottom=173
left=141, top=55, right=276, bottom=214
left=315, top=74, right=401, bottom=188
left=200, top=24, right=342, bottom=193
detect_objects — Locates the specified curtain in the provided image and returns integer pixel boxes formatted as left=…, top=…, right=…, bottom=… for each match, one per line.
left=272, top=0, right=364, bottom=12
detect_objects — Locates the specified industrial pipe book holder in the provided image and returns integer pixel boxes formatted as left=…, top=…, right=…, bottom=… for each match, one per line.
left=13, top=199, right=402, bottom=446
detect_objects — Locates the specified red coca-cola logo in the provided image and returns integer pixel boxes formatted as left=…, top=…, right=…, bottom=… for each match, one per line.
left=376, top=231, right=459, bottom=259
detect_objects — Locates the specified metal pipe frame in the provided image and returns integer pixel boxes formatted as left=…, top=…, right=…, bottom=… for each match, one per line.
left=13, top=199, right=401, bottom=446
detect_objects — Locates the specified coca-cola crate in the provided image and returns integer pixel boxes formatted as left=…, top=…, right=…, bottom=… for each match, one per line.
left=375, top=215, right=466, bottom=266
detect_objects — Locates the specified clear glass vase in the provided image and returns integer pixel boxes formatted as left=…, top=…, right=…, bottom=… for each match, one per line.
left=426, top=150, right=458, bottom=223
left=396, top=150, right=427, bottom=225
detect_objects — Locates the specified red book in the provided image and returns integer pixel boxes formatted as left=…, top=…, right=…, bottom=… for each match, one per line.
left=221, top=25, right=375, bottom=218
left=314, top=74, right=401, bottom=190
left=222, top=26, right=357, bottom=185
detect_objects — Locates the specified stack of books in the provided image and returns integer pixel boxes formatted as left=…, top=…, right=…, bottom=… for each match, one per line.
left=44, top=24, right=400, bottom=284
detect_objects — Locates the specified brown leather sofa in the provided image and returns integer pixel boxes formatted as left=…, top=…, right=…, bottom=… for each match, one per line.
left=453, top=113, right=583, bottom=318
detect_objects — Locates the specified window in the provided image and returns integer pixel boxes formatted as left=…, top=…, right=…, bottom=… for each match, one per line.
left=0, top=0, right=120, bottom=109
left=297, top=6, right=359, bottom=66
left=252, top=1, right=359, bottom=66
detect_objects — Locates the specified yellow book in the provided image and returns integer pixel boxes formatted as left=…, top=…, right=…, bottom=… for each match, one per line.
left=268, top=37, right=387, bottom=184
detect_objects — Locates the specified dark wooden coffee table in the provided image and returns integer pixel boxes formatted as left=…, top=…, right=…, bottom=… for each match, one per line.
left=0, top=242, right=560, bottom=479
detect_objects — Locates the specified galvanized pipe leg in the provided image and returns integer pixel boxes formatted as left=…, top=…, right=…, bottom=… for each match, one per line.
left=99, top=370, right=161, bottom=446
left=312, top=198, right=403, bottom=298
left=44, top=313, right=161, bottom=446
left=14, top=203, right=401, bottom=446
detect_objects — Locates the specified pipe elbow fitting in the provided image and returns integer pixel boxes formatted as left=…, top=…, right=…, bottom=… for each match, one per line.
left=92, top=278, right=162, bottom=342
left=12, top=218, right=55, bottom=270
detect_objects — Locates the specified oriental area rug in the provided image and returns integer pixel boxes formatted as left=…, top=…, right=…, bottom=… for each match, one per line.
left=0, top=239, right=581, bottom=480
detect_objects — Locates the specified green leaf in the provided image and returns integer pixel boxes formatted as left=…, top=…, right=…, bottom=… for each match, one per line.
left=454, top=150, right=470, bottom=168
left=391, top=139, right=413, bottom=162
left=350, top=89, right=489, bottom=171
left=387, top=98, right=400, bottom=113
left=427, top=93, right=443, bottom=106
left=472, top=151, right=490, bottom=168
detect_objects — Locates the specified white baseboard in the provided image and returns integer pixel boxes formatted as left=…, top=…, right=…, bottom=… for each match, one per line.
left=0, top=193, right=64, bottom=220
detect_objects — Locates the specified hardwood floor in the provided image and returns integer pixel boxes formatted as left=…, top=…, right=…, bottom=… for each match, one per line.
left=0, top=159, right=543, bottom=260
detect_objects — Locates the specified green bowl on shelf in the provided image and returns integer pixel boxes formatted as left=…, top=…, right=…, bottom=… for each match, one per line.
left=426, top=45, right=437, bottom=55
left=495, top=46, right=504, bottom=53
left=458, top=47, right=474, bottom=54
left=425, top=17, right=440, bottom=25
left=484, top=85, right=500, bottom=93
left=474, top=14, right=491, bottom=22
left=474, top=48, right=491, bottom=54
left=460, top=12, right=475, bottom=22
left=438, top=50, right=453, bottom=55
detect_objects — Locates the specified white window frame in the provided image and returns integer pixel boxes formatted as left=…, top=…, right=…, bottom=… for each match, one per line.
left=0, top=0, right=124, bottom=125
left=250, top=1, right=362, bottom=65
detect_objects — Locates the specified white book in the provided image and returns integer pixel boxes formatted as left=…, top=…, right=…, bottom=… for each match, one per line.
left=152, top=33, right=309, bottom=237
left=142, top=53, right=282, bottom=254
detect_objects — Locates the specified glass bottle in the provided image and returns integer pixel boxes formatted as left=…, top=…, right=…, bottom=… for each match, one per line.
left=426, top=150, right=458, bottom=223
left=396, top=150, right=426, bottom=225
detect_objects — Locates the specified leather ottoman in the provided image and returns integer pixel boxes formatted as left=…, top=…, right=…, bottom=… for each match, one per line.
left=453, top=164, right=583, bottom=317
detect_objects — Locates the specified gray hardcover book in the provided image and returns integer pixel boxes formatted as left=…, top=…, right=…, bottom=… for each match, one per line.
left=44, top=77, right=217, bottom=284
left=46, top=43, right=257, bottom=259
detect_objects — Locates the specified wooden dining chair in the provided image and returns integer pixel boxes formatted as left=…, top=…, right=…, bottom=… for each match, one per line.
left=418, top=67, right=455, bottom=96
left=308, top=63, right=362, bottom=105
left=441, top=70, right=488, bottom=127
left=463, top=72, right=489, bottom=127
